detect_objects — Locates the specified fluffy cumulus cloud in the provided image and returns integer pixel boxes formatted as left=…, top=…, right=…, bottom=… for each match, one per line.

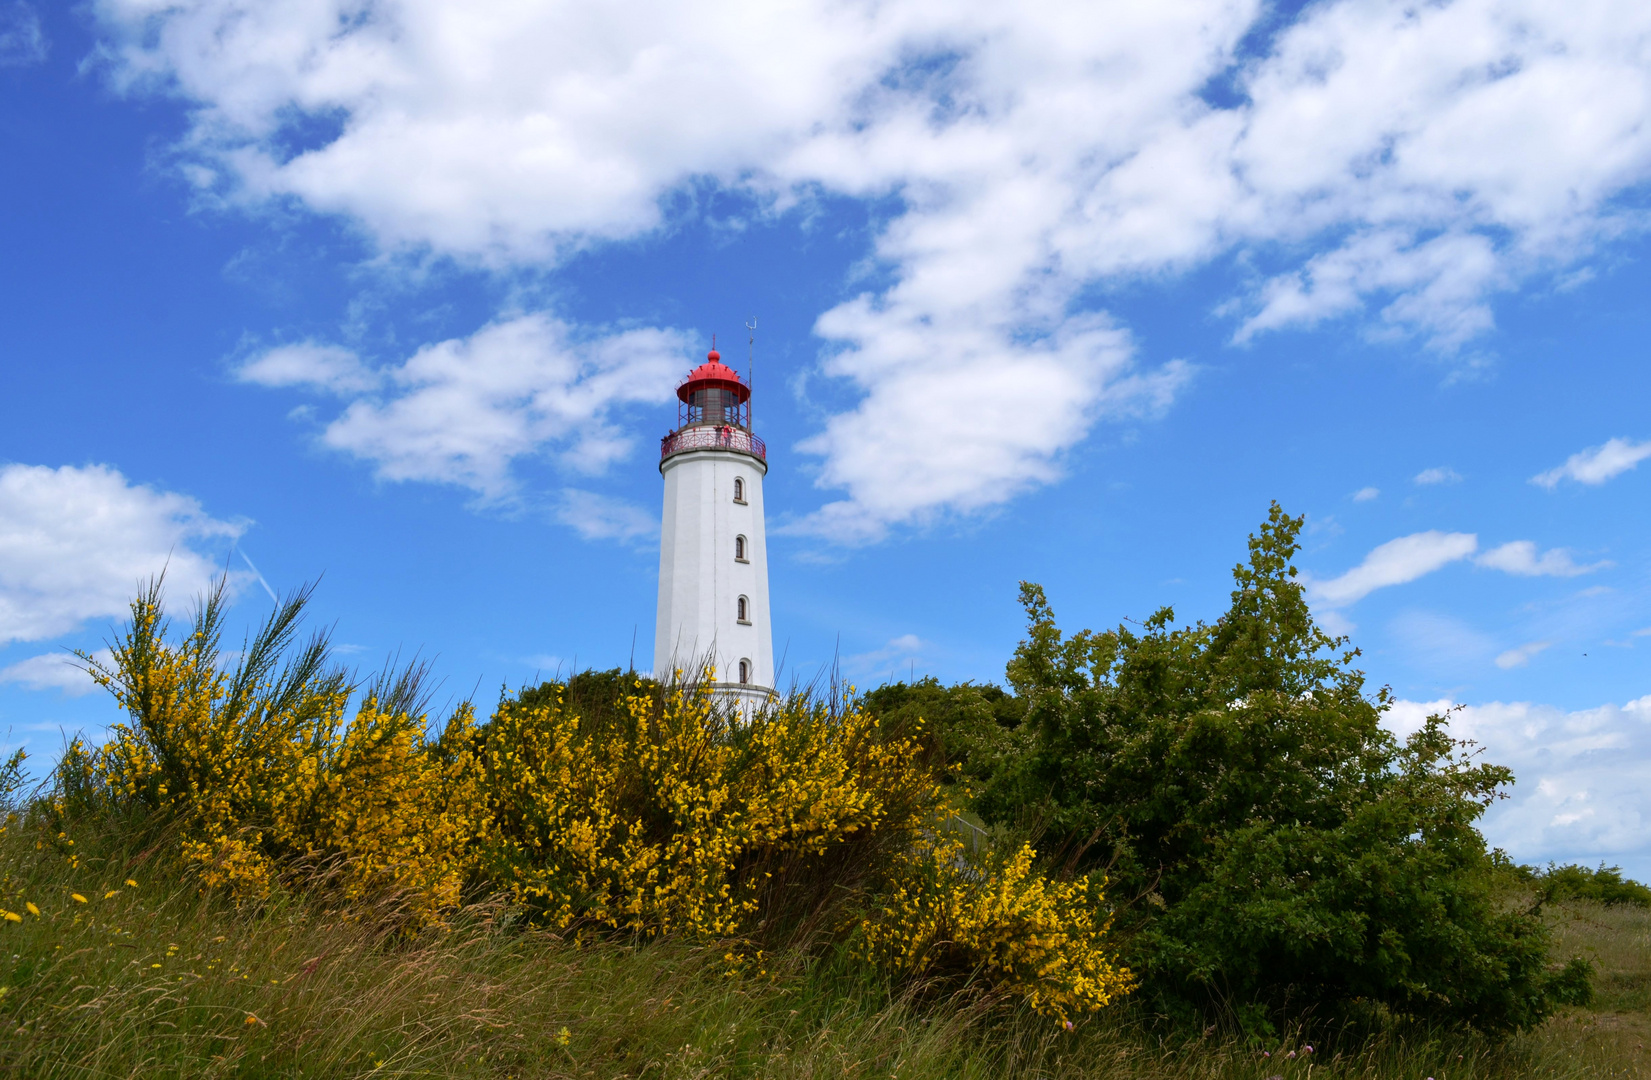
left=1532, top=437, right=1651, bottom=489
left=92, top=0, right=1651, bottom=538
left=0, top=649, right=109, bottom=696
left=0, top=464, right=243, bottom=645
left=1388, top=695, right=1651, bottom=875
left=238, top=315, right=687, bottom=498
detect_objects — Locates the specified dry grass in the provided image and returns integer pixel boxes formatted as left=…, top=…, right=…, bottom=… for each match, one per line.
left=2, top=823, right=1649, bottom=1079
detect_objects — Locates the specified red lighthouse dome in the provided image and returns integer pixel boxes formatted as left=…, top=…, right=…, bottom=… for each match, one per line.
left=676, top=348, right=750, bottom=404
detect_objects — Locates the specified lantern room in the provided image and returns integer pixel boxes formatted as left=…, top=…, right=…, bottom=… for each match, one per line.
left=660, top=346, right=767, bottom=465
left=675, top=348, right=750, bottom=429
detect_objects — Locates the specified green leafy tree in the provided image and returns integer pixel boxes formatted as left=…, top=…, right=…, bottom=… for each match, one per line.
left=969, top=503, right=1589, bottom=1033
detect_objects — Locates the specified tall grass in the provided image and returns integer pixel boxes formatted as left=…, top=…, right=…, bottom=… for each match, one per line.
left=1, top=817, right=1645, bottom=1078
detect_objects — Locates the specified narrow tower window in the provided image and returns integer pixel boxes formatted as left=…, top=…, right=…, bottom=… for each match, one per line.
left=735, top=535, right=747, bottom=561
left=737, top=595, right=749, bottom=623
left=733, top=477, right=745, bottom=503
left=738, top=659, right=750, bottom=684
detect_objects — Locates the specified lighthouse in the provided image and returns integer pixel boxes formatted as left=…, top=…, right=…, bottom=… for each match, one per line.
left=653, top=345, right=774, bottom=708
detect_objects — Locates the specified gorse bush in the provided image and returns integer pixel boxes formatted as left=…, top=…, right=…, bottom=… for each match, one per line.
left=859, top=835, right=1134, bottom=1020
left=61, top=578, right=488, bottom=924
left=478, top=675, right=938, bottom=940
left=930, top=505, right=1591, bottom=1033
left=47, top=577, right=1131, bottom=1021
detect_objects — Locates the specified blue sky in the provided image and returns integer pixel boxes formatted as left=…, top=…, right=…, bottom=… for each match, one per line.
left=1, top=0, right=1648, bottom=874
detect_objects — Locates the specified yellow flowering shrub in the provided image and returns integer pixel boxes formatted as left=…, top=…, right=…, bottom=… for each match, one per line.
left=859, top=836, right=1135, bottom=1021
left=480, top=678, right=937, bottom=939
left=55, top=578, right=1132, bottom=1017
left=69, top=579, right=485, bottom=925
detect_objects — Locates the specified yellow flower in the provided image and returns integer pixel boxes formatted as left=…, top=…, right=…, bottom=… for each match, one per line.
left=125, top=880, right=138, bottom=889
left=70, top=894, right=87, bottom=904
left=245, top=1014, right=262, bottom=1026
left=103, top=890, right=119, bottom=899
left=2, top=912, right=19, bottom=923
left=556, top=1027, right=572, bottom=1046
left=24, top=903, right=38, bottom=916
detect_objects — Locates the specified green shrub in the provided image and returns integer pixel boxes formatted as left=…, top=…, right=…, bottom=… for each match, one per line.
left=1531, top=863, right=1651, bottom=908
left=952, top=503, right=1590, bottom=1033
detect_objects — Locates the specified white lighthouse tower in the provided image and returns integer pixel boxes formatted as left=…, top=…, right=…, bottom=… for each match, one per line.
left=653, top=344, right=774, bottom=708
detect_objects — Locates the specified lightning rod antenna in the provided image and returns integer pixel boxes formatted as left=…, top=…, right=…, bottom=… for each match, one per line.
left=745, top=316, right=758, bottom=432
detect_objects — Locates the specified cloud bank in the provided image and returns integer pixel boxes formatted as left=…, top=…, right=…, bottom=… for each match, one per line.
left=1389, top=695, right=1651, bottom=876
left=94, top=0, right=1651, bottom=538
left=0, top=464, right=243, bottom=645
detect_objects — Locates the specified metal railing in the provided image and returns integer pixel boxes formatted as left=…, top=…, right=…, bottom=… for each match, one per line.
left=661, top=426, right=766, bottom=463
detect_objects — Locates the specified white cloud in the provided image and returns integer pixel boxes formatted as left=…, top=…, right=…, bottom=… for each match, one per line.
left=1352, top=486, right=1379, bottom=502
left=1413, top=466, right=1463, bottom=486
left=0, top=464, right=244, bottom=645
left=0, top=2, right=45, bottom=67
left=1532, top=437, right=1651, bottom=489
left=238, top=341, right=379, bottom=394
left=789, top=318, right=1179, bottom=542
left=1386, top=695, right=1651, bottom=876
left=239, top=314, right=687, bottom=499
left=1308, top=530, right=1478, bottom=607
left=554, top=489, right=658, bottom=544
left=1494, top=641, right=1550, bottom=669
left=0, top=650, right=108, bottom=697
left=91, top=0, right=1651, bottom=537
left=847, top=633, right=929, bottom=683
left=1475, top=540, right=1610, bottom=577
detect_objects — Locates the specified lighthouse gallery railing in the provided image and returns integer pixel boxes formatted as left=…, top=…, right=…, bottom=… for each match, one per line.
left=660, top=426, right=766, bottom=463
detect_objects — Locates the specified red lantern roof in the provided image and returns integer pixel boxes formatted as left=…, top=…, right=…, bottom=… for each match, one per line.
left=676, top=348, right=750, bottom=403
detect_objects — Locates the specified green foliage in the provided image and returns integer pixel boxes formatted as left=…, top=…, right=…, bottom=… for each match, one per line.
left=858, top=677, right=1019, bottom=787
left=1527, top=863, right=1651, bottom=908
left=958, top=503, right=1589, bottom=1034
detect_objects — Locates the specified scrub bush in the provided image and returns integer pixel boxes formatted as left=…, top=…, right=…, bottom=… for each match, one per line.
left=859, top=835, right=1134, bottom=1021
left=47, top=580, right=1133, bottom=1020
left=477, top=676, right=942, bottom=939
left=61, top=578, right=487, bottom=925
left=1526, top=863, right=1651, bottom=908
left=951, top=504, right=1590, bottom=1033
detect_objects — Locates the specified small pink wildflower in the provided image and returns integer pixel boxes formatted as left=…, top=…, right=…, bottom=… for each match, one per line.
left=1287, top=1051, right=1296, bottom=1059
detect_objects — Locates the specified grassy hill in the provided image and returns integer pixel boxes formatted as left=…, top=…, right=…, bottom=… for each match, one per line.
left=0, top=824, right=1646, bottom=1078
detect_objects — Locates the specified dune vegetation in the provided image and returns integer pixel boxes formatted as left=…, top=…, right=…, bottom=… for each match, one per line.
left=0, top=505, right=1644, bottom=1078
